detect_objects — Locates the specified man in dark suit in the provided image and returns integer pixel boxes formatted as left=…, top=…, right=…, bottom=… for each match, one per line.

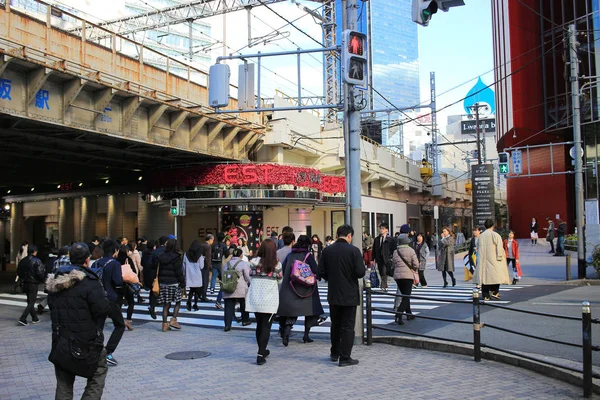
left=371, top=222, right=395, bottom=291
left=318, top=224, right=366, bottom=367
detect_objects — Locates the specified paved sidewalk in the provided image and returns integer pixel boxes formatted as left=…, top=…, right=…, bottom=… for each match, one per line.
left=0, top=306, right=584, bottom=399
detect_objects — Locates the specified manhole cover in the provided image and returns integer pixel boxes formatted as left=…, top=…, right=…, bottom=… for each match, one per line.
left=165, top=351, right=211, bottom=360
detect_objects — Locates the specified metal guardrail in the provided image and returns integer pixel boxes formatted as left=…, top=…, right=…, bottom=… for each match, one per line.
left=364, top=282, right=598, bottom=398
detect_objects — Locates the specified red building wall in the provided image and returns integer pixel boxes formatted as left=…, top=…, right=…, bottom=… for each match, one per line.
left=493, top=0, right=573, bottom=238
left=507, top=146, right=573, bottom=238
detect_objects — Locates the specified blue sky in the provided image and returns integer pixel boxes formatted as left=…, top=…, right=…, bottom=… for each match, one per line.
left=418, top=1, right=495, bottom=121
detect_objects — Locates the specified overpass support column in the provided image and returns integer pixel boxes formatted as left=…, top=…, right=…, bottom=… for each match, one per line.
left=80, top=196, right=97, bottom=244
left=137, top=195, right=152, bottom=240
left=107, top=195, right=125, bottom=239
left=58, top=199, right=75, bottom=247
left=10, top=203, right=24, bottom=264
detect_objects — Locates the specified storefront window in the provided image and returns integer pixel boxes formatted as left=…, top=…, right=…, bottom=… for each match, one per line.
left=362, top=212, right=370, bottom=236
left=376, top=213, right=390, bottom=229
left=331, top=211, right=345, bottom=237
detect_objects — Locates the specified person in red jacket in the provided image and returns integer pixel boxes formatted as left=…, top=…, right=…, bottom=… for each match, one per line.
left=503, top=230, right=520, bottom=285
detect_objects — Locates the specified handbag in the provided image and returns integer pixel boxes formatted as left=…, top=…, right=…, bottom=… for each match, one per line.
left=369, top=266, right=380, bottom=288
left=515, top=261, right=523, bottom=278
left=48, top=327, right=104, bottom=378
left=245, top=277, right=279, bottom=314
left=121, top=260, right=139, bottom=284
left=289, top=253, right=317, bottom=298
left=151, top=264, right=160, bottom=296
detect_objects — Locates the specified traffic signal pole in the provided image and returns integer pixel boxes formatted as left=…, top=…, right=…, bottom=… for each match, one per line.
left=569, top=24, right=587, bottom=279
left=343, top=0, right=364, bottom=345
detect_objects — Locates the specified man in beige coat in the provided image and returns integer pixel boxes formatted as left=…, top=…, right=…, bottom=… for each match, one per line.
left=473, top=219, right=510, bottom=300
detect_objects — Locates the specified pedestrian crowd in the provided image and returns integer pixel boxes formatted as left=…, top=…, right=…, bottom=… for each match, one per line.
left=11, top=214, right=568, bottom=398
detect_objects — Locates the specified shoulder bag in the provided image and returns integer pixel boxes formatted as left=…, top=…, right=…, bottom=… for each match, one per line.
left=151, top=263, right=160, bottom=296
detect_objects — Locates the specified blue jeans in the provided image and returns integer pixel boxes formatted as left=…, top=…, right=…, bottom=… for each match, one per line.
left=210, top=263, right=222, bottom=290
left=557, top=236, right=565, bottom=255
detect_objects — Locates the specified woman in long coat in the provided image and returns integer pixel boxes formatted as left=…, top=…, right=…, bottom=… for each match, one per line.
left=277, top=235, right=324, bottom=346
left=436, top=226, right=456, bottom=287
left=473, top=221, right=510, bottom=300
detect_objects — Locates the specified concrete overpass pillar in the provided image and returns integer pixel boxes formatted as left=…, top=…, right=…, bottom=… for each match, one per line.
left=137, top=195, right=152, bottom=239
left=10, top=202, right=25, bottom=263
left=107, top=195, right=124, bottom=239
left=80, top=196, right=97, bottom=243
left=58, top=198, right=75, bottom=247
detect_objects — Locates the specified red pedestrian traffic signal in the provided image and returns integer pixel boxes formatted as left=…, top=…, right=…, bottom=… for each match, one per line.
left=348, top=32, right=364, bottom=56
left=342, top=30, right=368, bottom=87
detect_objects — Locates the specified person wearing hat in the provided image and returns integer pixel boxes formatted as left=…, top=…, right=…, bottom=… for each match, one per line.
left=391, top=233, right=419, bottom=325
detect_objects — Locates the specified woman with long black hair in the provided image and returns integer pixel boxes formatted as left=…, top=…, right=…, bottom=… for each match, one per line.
left=157, top=239, right=185, bottom=332
left=116, top=245, right=136, bottom=331
left=246, top=239, right=283, bottom=365
left=277, top=235, right=324, bottom=345
left=184, top=240, right=204, bottom=311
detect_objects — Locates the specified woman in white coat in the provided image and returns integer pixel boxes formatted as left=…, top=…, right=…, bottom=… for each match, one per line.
left=184, top=240, right=204, bottom=311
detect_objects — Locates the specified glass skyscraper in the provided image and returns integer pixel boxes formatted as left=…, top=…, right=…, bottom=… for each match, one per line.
left=335, top=0, right=420, bottom=110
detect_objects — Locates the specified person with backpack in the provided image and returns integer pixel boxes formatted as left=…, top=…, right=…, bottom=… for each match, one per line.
left=209, top=233, right=226, bottom=294
left=221, top=247, right=251, bottom=331
left=46, top=242, right=110, bottom=399
left=17, top=244, right=46, bottom=326
left=92, top=239, right=125, bottom=366
left=277, top=235, right=323, bottom=346
left=392, top=234, right=419, bottom=325
left=184, top=240, right=204, bottom=311
left=199, top=234, right=214, bottom=302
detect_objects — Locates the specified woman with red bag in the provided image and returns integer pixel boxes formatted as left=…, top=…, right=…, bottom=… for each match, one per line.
left=503, top=230, right=521, bottom=285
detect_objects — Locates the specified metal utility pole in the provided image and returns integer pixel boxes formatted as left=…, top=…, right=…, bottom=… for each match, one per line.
left=569, top=24, right=587, bottom=279
left=342, top=0, right=364, bottom=345
left=468, top=102, right=487, bottom=165
left=342, top=0, right=362, bottom=249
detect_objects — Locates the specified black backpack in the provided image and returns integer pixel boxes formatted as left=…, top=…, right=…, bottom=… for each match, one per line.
left=211, top=243, right=224, bottom=263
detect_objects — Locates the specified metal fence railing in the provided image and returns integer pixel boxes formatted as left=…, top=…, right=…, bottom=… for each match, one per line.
left=364, top=281, right=598, bottom=398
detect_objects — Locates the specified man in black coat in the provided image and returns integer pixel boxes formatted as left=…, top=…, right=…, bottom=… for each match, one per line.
left=47, top=242, right=110, bottom=399
left=318, top=224, right=366, bottom=367
left=17, top=244, right=46, bottom=325
left=93, top=239, right=124, bottom=366
left=371, top=222, right=395, bottom=291
left=199, top=234, right=213, bottom=302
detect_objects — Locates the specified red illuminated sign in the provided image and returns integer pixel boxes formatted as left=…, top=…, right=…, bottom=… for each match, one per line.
left=151, top=163, right=346, bottom=194
left=348, top=33, right=364, bottom=55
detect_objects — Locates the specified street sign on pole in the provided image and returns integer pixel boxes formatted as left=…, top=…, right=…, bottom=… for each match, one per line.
left=433, top=205, right=439, bottom=220
left=471, top=164, right=495, bottom=227
left=511, top=149, right=522, bottom=174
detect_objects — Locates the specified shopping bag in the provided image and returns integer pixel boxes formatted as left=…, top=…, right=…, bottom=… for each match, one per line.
left=515, top=261, right=523, bottom=278
left=464, top=266, right=473, bottom=282
left=369, top=267, right=380, bottom=288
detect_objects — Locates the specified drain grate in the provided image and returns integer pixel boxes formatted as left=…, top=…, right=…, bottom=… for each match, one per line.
left=165, top=351, right=211, bottom=360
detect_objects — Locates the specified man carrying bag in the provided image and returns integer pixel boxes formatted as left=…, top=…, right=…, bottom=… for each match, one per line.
left=47, top=242, right=110, bottom=399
